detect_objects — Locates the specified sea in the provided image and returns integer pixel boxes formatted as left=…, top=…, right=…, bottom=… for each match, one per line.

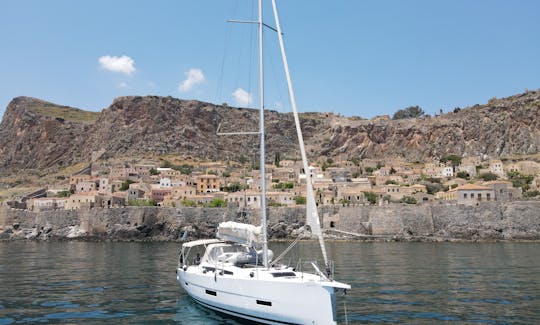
left=0, top=241, right=539, bottom=324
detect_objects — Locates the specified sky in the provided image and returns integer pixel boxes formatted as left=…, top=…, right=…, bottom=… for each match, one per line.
left=1, top=0, right=539, bottom=119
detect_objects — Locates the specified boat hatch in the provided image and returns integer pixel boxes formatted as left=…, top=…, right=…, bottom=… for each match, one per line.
left=270, top=272, right=296, bottom=277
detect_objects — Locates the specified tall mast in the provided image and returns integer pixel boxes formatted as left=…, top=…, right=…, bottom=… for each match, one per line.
left=258, top=0, right=269, bottom=269
left=270, top=0, right=329, bottom=268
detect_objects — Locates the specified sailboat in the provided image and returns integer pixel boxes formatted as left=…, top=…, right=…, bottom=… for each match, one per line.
left=176, top=1, right=350, bottom=324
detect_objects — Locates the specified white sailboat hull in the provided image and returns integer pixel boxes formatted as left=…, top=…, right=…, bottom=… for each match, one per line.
left=177, top=264, right=347, bottom=324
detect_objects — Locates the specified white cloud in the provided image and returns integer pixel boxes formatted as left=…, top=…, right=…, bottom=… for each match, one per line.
left=179, top=68, right=205, bottom=92
left=232, top=88, right=252, bottom=106
left=98, top=55, right=136, bottom=75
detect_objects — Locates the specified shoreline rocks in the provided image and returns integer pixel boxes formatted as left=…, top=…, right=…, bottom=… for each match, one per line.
left=1, top=202, right=539, bottom=242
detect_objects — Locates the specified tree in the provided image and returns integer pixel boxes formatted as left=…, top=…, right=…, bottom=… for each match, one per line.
left=456, top=171, right=470, bottom=179
left=364, top=191, right=377, bottom=205
left=274, top=152, right=281, bottom=167
left=222, top=182, right=242, bottom=192
left=389, top=167, right=397, bottom=175
left=507, top=171, right=533, bottom=191
left=273, top=182, right=294, bottom=190
left=392, top=106, right=425, bottom=120
left=119, top=179, right=134, bottom=191
left=440, top=154, right=462, bottom=168
left=149, top=168, right=159, bottom=176
left=478, top=172, right=498, bottom=181
left=524, top=190, right=540, bottom=198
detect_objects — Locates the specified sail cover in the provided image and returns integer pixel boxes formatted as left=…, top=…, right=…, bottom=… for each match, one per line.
left=217, top=221, right=263, bottom=246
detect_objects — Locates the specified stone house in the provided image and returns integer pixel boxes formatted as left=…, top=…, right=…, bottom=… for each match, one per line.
left=127, top=187, right=145, bottom=201
left=489, top=160, right=505, bottom=178
left=326, top=167, right=351, bottom=183
left=151, top=188, right=172, bottom=202
left=456, top=163, right=477, bottom=178
left=76, top=180, right=98, bottom=193
left=271, top=167, right=297, bottom=183
left=423, top=163, right=443, bottom=178
left=196, top=174, right=221, bottom=194
left=266, top=191, right=295, bottom=206
left=223, top=191, right=261, bottom=208
left=455, top=184, right=495, bottom=205
left=110, top=167, right=138, bottom=181
left=29, top=197, right=66, bottom=212
left=65, top=192, right=100, bottom=210
left=441, top=166, right=454, bottom=178
left=505, top=161, right=540, bottom=176
left=336, top=186, right=367, bottom=205
left=98, top=192, right=126, bottom=208
left=483, top=181, right=522, bottom=201
left=69, top=175, right=93, bottom=186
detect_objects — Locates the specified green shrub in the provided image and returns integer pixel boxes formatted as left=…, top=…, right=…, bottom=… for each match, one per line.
left=295, top=196, right=306, bottom=205
left=128, top=199, right=157, bottom=206
left=206, top=198, right=227, bottom=208
left=400, top=196, right=417, bottom=204
left=364, top=191, right=377, bottom=205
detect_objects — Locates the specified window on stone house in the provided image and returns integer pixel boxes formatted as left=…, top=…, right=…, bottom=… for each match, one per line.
left=478, top=193, right=482, bottom=200
left=464, top=193, right=468, bottom=199
left=487, top=193, right=491, bottom=201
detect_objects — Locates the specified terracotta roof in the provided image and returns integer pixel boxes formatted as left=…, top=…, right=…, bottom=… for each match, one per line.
left=455, top=183, right=491, bottom=191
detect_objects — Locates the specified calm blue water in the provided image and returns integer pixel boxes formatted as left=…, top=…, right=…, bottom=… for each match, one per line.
left=0, top=241, right=539, bottom=324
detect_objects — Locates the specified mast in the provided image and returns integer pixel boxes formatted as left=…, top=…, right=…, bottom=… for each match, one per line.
left=270, top=0, right=330, bottom=268
left=258, top=0, right=269, bottom=269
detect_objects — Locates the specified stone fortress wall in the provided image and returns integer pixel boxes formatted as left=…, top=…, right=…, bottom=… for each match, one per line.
left=1, top=201, right=539, bottom=241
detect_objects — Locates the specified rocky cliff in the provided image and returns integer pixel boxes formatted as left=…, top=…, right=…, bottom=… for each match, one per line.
left=1, top=90, right=539, bottom=175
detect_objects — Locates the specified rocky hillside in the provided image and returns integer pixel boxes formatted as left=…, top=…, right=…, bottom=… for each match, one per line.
left=0, top=90, right=539, bottom=175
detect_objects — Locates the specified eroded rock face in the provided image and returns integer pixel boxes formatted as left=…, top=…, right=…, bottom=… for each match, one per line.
left=1, top=90, right=539, bottom=175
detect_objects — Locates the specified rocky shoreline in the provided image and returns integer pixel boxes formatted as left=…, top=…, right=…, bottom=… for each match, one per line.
left=1, top=201, right=539, bottom=242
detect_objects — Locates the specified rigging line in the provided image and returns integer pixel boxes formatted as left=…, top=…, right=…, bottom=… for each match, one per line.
left=215, top=0, right=240, bottom=104
left=269, top=228, right=307, bottom=267
left=268, top=37, right=288, bottom=112
left=233, top=14, right=251, bottom=100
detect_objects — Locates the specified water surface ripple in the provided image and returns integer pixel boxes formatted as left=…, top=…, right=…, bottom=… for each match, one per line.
left=0, top=241, right=539, bottom=324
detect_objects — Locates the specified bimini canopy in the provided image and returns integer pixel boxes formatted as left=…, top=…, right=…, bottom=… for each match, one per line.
left=181, top=238, right=222, bottom=248
left=217, top=221, right=262, bottom=246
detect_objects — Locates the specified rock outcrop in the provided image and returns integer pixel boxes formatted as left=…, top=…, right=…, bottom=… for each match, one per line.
left=1, top=202, right=539, bottom=242
left=1, top=90, right=539, bottom=175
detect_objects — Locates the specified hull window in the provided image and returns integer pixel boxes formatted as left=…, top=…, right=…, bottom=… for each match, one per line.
left=271, top=272, right=296, bottom=277
left=205, top=290, right=217, bottom=296
left=256, top=300, right=272, bottom=306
